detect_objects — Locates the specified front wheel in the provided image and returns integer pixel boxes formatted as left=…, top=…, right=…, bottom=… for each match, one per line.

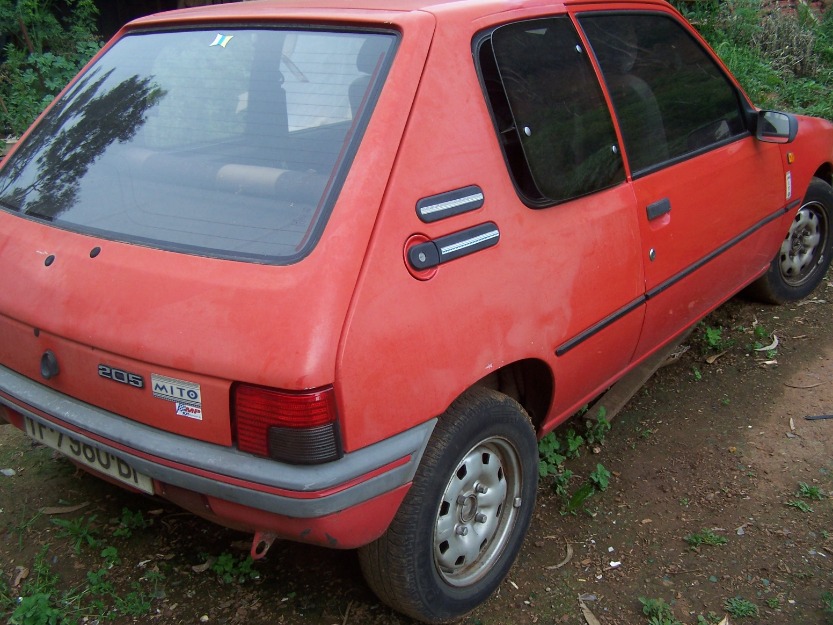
left=748, top=177, right=833, bottom=304
left=358, top=388, right=538, bottom=624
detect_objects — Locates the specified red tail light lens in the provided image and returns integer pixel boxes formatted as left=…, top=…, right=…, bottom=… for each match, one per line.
left=232, top=384, right=342, bottom=464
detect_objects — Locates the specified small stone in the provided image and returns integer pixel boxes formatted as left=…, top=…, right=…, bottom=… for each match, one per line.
left=199, top=616, right=209, bottom=623
left=0, top=468, right=15, bottom=477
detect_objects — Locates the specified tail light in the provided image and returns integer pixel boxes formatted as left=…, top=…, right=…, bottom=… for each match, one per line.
left=232, top=384, right=342, bottom=464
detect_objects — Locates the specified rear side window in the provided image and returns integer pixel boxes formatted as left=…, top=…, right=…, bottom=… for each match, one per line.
left=0, top=28, right=396, bottom=263
left=478, top=17, right=624, bottom=206
left=580, top=13, right=746, bottom=175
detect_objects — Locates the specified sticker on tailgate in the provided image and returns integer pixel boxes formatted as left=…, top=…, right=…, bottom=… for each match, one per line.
left=151, top=374, right=201, bottom=406
left=151, top=374, right=203, bottom=421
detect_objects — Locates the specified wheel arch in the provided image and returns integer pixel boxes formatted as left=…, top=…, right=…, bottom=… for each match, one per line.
left=813, top=163, right=833, bottom=187
left=466, top=358, right=553, bottom=433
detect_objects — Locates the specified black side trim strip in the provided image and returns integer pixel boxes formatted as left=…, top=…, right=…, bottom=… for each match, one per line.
left=646, top=204, right=791, bottom=299
left=416, top=185, right=485, bottom=223
left=555, top=296, right=646, bottom=356
left=555, top=202, right=795, bottom=356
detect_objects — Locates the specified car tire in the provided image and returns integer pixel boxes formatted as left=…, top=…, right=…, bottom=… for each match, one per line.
left=748, top=177, right=833, bottom=304
left=358, top=387, right=538, bottom=624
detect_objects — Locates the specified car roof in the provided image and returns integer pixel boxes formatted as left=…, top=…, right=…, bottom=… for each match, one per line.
left=127, top=0, right=671, bottom=28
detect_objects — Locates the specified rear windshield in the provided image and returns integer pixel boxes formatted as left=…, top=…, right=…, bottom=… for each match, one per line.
left=0, top=27, right=396, bottom=263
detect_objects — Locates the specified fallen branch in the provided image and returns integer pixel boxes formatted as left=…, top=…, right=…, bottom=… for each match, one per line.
left=40, top=502, right=89, bottom=515
left=546, top=541, right=574, bottom=570
left=579, top=595, right=602, bottom=625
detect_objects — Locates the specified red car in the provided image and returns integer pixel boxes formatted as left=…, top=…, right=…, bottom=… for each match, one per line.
left=0, top=0, right=831, bottom=621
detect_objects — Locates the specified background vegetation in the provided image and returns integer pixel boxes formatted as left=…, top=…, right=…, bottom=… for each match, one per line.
left=0, top=0, right=101, bottom=137
left=673, top=0, right=833, bottom=119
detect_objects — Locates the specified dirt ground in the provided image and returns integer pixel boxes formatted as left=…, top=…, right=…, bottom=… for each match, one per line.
left=2, top=287, right=833, bottom=625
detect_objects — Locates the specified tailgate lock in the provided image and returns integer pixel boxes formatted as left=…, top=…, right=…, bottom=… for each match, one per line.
left=40, top=350, right=60, bottom=380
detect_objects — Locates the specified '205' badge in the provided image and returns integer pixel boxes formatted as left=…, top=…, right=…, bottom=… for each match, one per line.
left=98, top=364, right=144, bottom=389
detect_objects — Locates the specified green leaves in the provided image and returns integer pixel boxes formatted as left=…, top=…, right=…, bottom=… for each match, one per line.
left=0, top=0, right=102, bottom=135
left=589, top=463, right=611, bottom=491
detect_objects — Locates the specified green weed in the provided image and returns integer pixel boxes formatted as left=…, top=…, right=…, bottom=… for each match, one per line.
left=0, top=583, right=13, bottom=614
left=209, top=552, right=260, bottom=584
left=538, top=432, right=566, bottom=478
left=8, top=592, right=64, bottom=625
left=100, top=545, right=121, bottom=568
left=565, top=428, right=584, bottom=458
left=112, top=507, right=149, bottom=539
left=114, top=583, right=151, bottom=616
left=822, top=590, right=833, bottom=613
left=86, top=568, right=115, bottom=596
left=11, top=510, right=42, bottom=549
left=797, top=481, right=824, bottom=500
left=589, top=463, right=611, bottom=491
left=584, top=408, right=611, bottom=446
left=565, top=482, right=596, bottom=513
left=724, top=596, right=759, bottom=618
left=684, top=528, right=728, bottom=549
left=8, top=546, right=67, bottom=625
left=539, top=413, right=611, bottom=501
left=639, top=596, right=682, bottom=625
left=702, top=324, right=733, bottom=351
left=51, top=514, right=100, bottom=553
left=551, top=469, right=574, bottom=499
left=786, top=499, right=814, bottom=513
left=564, top=464, right=611, bottom=513
left=7, top=543, right=155, bottom=624
left=141, top=569, right=166, bottom=599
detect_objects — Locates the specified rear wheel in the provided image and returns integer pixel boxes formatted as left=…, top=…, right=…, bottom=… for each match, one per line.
left=358, top=388, right=538, bottom=624
left=748, top=177, right=833, bottom=304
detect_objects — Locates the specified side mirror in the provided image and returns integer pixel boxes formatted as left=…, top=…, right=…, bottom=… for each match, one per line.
left=756, top=110, right=798, bottom=144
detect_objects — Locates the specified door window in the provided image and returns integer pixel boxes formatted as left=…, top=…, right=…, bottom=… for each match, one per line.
left=580, top=13, right=747, bottom=175
left=479, top=18, right=624, bottom=205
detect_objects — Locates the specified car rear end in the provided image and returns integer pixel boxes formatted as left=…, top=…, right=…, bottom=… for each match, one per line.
left=0, top=2, right=436, bottom=551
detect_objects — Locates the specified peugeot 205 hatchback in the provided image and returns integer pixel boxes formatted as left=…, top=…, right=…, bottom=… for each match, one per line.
left=1, top=0, right=832, bottom=621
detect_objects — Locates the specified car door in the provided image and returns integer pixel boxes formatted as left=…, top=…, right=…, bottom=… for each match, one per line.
left=481, top=17, right=647, bottom=418
left=578, top=10, right=787, bottom=358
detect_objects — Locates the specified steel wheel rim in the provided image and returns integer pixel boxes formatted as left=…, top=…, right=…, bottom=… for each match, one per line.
left=779, top=201, right=828, bottom=287
left=433, top=436, right=523, bottom=587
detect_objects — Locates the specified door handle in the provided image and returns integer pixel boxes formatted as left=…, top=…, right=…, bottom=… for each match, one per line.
left=646, top=198, right=671, bottom=220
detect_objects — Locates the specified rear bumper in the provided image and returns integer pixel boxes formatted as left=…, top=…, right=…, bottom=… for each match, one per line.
left=0, top=364, right=434, bottom=544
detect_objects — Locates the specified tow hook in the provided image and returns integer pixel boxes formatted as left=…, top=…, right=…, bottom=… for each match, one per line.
left=251, top=531, right=278, bottom=560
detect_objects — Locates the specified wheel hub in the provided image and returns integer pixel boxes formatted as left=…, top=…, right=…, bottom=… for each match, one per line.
left=433, top=437, right=522, bottom=587
left=779, top=202, right=826, bottom=287
left=457, top=493, right=478, bottom=524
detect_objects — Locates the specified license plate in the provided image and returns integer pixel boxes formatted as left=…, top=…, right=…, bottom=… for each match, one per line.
left=24, top=417, right=154, bottom=494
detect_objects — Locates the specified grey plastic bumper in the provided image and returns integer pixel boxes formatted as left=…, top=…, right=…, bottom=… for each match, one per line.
left=0, top=364, right=435, bottom=518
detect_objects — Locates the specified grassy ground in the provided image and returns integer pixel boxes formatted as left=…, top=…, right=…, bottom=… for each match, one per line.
left=674, top=0, right=833, bottom=119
